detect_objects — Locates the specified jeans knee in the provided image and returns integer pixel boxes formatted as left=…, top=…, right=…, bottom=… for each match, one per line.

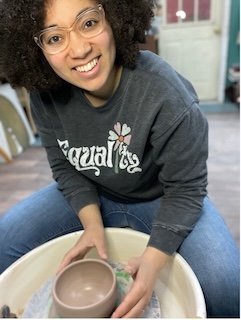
left=201, top=265, right=240, bottom=317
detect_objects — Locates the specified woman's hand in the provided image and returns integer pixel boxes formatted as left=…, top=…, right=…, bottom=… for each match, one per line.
left=111, top=247, right=171, bottom=318
left=57, top=204, right=107, bottom=274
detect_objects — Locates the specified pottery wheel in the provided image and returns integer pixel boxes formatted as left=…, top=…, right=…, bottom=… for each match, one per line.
left=22, top=261, right=161, bottom=318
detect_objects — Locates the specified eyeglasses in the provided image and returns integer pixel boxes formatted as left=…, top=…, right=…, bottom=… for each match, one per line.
left=33, top=4, right=105, bottom=55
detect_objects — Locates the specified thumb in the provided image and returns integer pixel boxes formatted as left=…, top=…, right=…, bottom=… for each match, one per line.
left=96, top=243, right=108, bottom=260
left=124, top=256, right=141, bottom=276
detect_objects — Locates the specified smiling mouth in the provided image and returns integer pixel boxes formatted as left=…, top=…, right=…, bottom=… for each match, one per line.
left=75, top=57, right=99, bottom=73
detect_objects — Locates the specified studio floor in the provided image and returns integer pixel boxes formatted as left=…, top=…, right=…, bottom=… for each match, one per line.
left=0, top=109, right=240, bottom=249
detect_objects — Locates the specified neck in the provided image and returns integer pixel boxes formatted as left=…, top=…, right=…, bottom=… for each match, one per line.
left=84, top=65, right=122, bottom=107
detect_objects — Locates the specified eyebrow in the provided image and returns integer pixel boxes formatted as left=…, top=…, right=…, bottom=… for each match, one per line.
left=45, top=6, right=92, bottom=29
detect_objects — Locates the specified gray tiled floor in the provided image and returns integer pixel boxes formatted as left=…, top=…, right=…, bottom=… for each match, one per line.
left=0, top=111, right=240, bottom=248
left=205, top=111, right=240, bottom=248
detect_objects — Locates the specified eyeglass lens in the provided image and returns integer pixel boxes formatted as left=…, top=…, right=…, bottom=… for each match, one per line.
left=38, top=6, right=104, bottom=54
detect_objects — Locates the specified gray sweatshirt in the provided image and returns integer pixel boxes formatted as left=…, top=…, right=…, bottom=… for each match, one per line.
left=30, top=50, right=208, bottom=255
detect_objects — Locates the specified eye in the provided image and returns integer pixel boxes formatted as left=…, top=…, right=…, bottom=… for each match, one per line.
left=84, top=19, right=97, bottom=29
left=42, top=33, right=65, bottom=46
left=48, top=35, right=62, bottom=44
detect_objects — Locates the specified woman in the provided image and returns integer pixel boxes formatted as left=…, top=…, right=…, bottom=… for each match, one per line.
left=0, top=0, right=239, bottom=317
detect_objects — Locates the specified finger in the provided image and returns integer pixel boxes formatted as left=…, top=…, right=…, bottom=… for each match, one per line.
left=122, top=301, right=146, bottom=318
left=57, top=246, right=87, bottom=274
left=111, top=280, right=144, bottom=318
left=57, top=253, right=75, bottom=275
left=111, top=294, right=146, bottom=318
left=95, top=242, right=108, bottom=260
left=98, top=249, right=108, bottom=260
left=124, top=256, right=140, bottom=276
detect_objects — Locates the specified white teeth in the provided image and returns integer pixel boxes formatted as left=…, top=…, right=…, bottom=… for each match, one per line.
left=76, top=58, right=98, bottom=73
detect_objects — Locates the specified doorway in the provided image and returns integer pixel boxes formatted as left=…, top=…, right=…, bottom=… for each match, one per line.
left=157, top=0, right=229, bottom=101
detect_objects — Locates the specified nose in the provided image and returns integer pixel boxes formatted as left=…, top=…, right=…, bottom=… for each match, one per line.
left=68, top=31, right=91, bottom=58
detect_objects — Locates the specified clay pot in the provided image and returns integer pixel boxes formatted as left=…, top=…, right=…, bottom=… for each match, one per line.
left=52, top=259, right=117, bottom=318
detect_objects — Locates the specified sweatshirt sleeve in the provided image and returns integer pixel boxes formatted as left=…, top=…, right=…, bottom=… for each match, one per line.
left=30, top=92, right=100, bottom=214
left=148, top=102, right=208, bottom=254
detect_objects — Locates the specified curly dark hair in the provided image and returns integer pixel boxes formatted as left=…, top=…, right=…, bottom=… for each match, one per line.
left=0, top=0, right=155, bottom=91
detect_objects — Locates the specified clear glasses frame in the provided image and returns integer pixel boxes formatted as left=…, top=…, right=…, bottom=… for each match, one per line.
left=33, top=4, right=105, bottom=55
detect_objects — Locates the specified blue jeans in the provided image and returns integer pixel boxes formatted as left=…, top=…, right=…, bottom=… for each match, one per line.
left=0, top=182, right=239, bottom=317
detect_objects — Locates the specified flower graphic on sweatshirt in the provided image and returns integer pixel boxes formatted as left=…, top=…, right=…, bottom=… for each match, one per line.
left=108, top=122, right=132, bottom=173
